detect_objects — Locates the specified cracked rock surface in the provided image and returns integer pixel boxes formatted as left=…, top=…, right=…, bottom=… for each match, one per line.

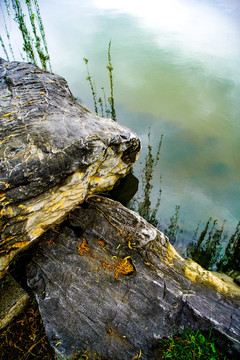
left=27, top=196, right=240, bottom=360
left=0, top=59, right=140, bottom=276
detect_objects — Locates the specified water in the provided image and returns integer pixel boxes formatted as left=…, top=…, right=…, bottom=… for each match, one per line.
left=1, top=0, right=240, bottom=254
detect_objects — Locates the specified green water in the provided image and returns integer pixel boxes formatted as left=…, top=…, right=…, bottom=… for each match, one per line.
left=1, top=0, right=240, bottom=254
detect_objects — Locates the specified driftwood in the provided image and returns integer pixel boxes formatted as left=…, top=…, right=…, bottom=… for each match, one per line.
left=0, top=59, right=140, bottom=277
left=27, top=195, right=240, bottom=360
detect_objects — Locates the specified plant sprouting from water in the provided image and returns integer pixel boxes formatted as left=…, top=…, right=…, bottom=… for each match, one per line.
left=185, top=217, right=240, bottom=277
left=107, top=41, right=116, bottom=121
left=164, top=205, right=181, bottom=245
left=83, top=41, right=117, bottom=120
left=129, top=130, right=163, bottom=227
left=0, top=33, right=9, bottom=60
left=129, top=131, right=239, bottom=276
left=0, top=0, right=51, bottom=71
left=83, top=57, right=99, bottom=114
left=217, top=221, right=240, bottom=275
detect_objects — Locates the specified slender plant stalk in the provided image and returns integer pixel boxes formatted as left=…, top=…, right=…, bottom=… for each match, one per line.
left=32, top=0, right=51, bottom=71
left=154, top=134, right=163, bottom=165
left=107, top=41, right=116, bottom=121
left=150, top=176, right=162, bottom=225
left=133, top=130, right=163, bottom=227
left=98, top=97, right=104, bottom=117
left=165, top=205, right=180, bottom=244
left=25, top=0, right=47, bottom=70
left=4, top=0, right=11, bottom=16
left=83, top=58, right=99, bottom=114
left=0, top=34, right=9, bottom=61
left=1, top=4, right=15, bottom=60
left=11, top=0, right=37, bottom=64
left=101, top=86, right=111, bottom=117
left=1, top=0, right=51, bottom=69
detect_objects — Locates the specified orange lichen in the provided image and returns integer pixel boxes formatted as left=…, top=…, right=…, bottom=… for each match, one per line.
left=101, top=259, right=112, bottom=269
left=78, top=239, right=90, bottom=255
left=97, top=240, right=105, bottom=247
left=100, top=256, right=134, bottom=279
left=114, top=257, right=134, bottom=279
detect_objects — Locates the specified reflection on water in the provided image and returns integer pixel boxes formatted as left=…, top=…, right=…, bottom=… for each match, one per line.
left=1, top=0, right=240, bottom=270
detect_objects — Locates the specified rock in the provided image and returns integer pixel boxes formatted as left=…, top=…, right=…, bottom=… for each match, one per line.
left=0, top=59, right=141, bottom=277
left=27, top=196, right=240, bottom=360
left=0, top=274, right=29, bottom=330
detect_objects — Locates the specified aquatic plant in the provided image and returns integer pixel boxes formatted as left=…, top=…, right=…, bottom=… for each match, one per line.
left=106, top=41, right=116, bottom=121
left=128, top=132, right=239, bottom=274
left=164, top=205, right=181, bottom=245
left=129, top=130, right=163, bottom=227
left=101, top=86, right=111, bottom=117
left=0, top=34, right=9, bottom=60
left=217, top=221, right=240, bottom=274
left=83, top=41, right=116, bottom=120
left=32, top=0, right=51, bottom=71
left=12, top=0, right=37, bottom=64
left=186, top=218, right=226, bottom=270
left=25, top=0, right=50, bottom=70
left=0, top=0, right=51, bottom=71
left=83, top=58, right=99, bottom=114
left=1, top=4, right=15, bottom=60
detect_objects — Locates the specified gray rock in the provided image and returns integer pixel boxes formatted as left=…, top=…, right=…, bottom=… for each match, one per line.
left=0, top=274, right=29, bottom=330
left=27, top=196, right=240, bottom=360
left=0, top=59, right=140, bottom=277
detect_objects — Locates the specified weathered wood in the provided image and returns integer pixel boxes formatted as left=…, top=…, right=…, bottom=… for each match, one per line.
left=0, top=59, right=140, bottom=276
left=27, top=196, right=240, bottom=360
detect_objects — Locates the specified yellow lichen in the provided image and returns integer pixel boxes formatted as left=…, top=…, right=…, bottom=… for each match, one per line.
left=12, top=241, right=29, bottom=248
left=0, top=182, right=9, bottom=189
left=183, top=258, right=240, bottom=299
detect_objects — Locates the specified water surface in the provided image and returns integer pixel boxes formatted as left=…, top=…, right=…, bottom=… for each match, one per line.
left=1, top=0, right=240, bottom=250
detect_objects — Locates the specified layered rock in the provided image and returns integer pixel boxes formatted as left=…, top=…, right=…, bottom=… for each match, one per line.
left=27, top=195, right=240, bottom=360
left=0, top=274, right=29, bottom=330
left=0, top=59, right=141, bottom=277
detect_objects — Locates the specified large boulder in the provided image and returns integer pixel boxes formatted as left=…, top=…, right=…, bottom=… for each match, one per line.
left=27, top=195, right=240, bottom=360
left=0, top=59, right=140, bottom=277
